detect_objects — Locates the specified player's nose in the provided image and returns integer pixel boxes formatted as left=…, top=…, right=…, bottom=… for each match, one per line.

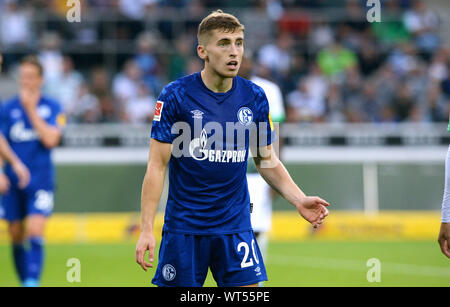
left=229, top=44, right=239, bottom=57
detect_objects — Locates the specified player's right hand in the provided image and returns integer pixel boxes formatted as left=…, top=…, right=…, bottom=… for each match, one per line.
left=438, top=222, right=450, bottom=258
left=135, top=231, right=156, bottom=271
left=12, top=161, right=30, bottom=189
left=0, top=173, right=10, bottom=194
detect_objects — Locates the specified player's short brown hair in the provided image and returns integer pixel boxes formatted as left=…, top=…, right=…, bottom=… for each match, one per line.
left=197, top=10, right=245, bottom=45
left=20, top=55, right=44, bottom=76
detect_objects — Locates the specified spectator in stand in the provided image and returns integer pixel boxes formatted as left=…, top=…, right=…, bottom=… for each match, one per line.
left=118, top=0, right=157, bottom=20
left=425, top=83, right=448, bottom=123
left=391, top=83, right=416, bottom=122
left=0, top=0, right=33, bottom=69
left=71, top=83, right=102, bottom=123
left=90, top=67, right=116, bottom=122
left=43, top=56, right=83, bottom=121
left=286, top=77, right=326, bottom=123
left=325, top=82, right=346, bottom=123
left=258, top=32, right=294, bottom=77
left=112, top=59, right=142, bottom=112
left=121, top=83, right=156, bottom=124
left=387, top=42, right=420, bottom=77
left=168, top=34, right=193, bottom=82
left=38, top=32, right=64, bottom=82
left=358, top=39, right=384, bottom=77
left=317, top=41, right=357, bottom=79
left=134, top=32, right=162, bottom=94
left=403, top=0, right=440, bottom=60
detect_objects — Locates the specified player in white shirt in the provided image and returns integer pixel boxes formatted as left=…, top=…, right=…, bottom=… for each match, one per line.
left=240, top=56, right=286, bottom=273
left=438, top=118, right=450, bottom=258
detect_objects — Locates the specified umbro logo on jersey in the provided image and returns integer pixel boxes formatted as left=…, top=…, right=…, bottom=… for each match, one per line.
left=191, top=110, right=204, bottom=119
left=153, top=101, right=164, bottom=121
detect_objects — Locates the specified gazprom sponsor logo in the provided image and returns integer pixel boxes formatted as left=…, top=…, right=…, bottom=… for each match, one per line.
left=189, top=128, right=246, bottom=163
left=10, top=121, right=38, bottom=142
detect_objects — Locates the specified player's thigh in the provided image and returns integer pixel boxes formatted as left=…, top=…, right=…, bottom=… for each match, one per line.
left=210, top=231, right=267, bottom=287
left=152, top=231, right=210, bottom=287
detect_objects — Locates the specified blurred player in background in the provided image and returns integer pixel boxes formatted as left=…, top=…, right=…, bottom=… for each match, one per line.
left=136, top=10, right=329, bottom=287
left=0, top=56, right=65, bottom=287
left=239, top=55, right=286, bottom=284
left=438, top=116, right=450, bottom=258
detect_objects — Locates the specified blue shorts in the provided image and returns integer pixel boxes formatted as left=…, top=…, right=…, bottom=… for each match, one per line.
left=0, top=184, right=54, bottom=222
left=152, top=230, right=268, bottom=287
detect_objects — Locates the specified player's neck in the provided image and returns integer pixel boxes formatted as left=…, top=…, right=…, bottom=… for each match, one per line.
left=200, top=69, right=233, bottom=93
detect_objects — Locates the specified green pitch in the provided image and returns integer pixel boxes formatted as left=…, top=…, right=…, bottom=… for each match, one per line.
left=0, top=241, right=449, bottom=287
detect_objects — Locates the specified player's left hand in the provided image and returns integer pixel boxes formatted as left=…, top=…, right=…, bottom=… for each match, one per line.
left=11, top=161, right=30, bottom=189
left=438, top=222, right=450, bottom=258
left=295, top=196, right=330, bottom=228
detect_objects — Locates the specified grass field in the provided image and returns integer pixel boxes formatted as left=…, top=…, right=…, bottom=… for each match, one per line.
left=0, top=240, right=449, bottom=287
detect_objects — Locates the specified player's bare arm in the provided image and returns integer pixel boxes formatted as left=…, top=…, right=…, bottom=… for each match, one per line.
left=0, top=133, right=30, bottom=189
left=136, top=138, right=172, bottom=271
left=253, top=145, right=329, bottom=228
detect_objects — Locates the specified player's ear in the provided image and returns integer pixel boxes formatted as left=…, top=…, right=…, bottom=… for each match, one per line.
left=197, top=45, right=208, bottom=62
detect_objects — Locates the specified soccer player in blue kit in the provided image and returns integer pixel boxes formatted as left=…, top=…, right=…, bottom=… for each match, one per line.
left=0, top=56, right=65, bottom=287
left=135, top=10, right=330, bottom=287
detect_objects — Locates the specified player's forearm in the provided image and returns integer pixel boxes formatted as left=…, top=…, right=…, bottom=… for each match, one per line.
left=140, top=163, right=166, bottom=234
left=256, top=157, right=306, bottom=207
left=0, top=134, right=21, bottom=166
left=24, top=107, right=61, bottom=148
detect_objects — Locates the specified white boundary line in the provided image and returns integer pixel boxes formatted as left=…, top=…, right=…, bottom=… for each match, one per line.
left=267, top=254, right=450, bottom=278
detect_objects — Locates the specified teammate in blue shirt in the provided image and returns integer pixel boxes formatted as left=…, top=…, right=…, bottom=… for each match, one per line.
left=0, top=56, right=65, bottom=287
left=135, top=10, right=330, bottom=287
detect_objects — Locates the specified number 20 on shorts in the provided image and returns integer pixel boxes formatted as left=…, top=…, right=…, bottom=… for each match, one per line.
left=237, top=239, right=259, bottom=268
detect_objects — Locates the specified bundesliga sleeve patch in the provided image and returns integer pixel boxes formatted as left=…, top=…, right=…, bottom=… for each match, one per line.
left=57, top=113, right=67, bottom=127
left=153, top=101, right=164, bottom=122
left=269, top=112, right=274, bottom=132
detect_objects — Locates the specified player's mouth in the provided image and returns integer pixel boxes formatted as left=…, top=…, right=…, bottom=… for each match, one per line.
left=226, top=60, right=239, bottom=70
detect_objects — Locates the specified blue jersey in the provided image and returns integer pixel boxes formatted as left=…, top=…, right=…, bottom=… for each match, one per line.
left=151, top=72, right=275, bottom=235
left=0, top=96, right=63, bottom=188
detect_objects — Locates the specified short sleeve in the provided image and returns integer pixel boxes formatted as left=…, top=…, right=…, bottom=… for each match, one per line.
left=255, top=88, right=277, bottom=148
left=49, top=102, right=66, bottom=129
left=150, top=85, right=180, bottom=144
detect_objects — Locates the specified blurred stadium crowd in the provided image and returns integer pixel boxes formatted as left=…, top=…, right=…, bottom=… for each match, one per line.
left=0, top=0, right=449, bottom=124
